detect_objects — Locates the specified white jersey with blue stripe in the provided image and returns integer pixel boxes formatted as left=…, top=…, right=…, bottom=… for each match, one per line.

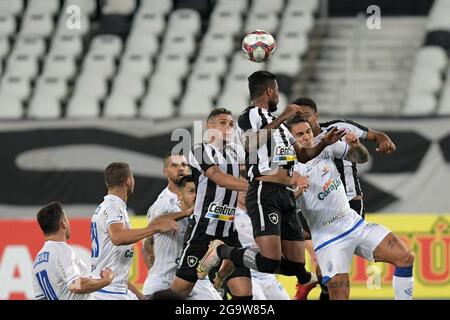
left=90, top=195, right=134, bottom=295
left=294, top=141, right=363, bottom=251
left=32, top=241, right=91, bottom=300
left=142, top=187, right=188, bottom=295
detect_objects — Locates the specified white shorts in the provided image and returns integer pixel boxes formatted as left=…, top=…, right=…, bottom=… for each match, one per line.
left=93, top=290, right=138, bottom=300
left=252, top=273, right=290, bottom=300
left=315, top=220, right=391, bottom=284
left=189, top=278, right=223, bottom=300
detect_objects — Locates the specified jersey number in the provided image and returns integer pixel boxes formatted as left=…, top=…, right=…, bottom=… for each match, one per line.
left=91, top=222, right=100, bottom=258
left=36, top=270, right=58, bottom=300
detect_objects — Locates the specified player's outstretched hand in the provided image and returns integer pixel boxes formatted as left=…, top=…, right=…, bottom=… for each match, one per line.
left=279, top=104, right=303, bottom=121
left=376, top=136, right=396, bottom=154
left=154, top=219, right=179, bottom=234
left=291, top=172, right=309, bottom=193
left=100, top=267, right=115, bottom=284
left=321, top=127, right=346, bottom=146
left=344, top=133, right=361, bottom=148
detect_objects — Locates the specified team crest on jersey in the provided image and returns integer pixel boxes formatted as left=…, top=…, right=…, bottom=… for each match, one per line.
left=268, top=213, right=279, bottom=225
left=187, top=255, right=198, bottom=267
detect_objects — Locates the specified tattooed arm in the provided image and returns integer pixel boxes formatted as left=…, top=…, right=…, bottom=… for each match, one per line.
left=344, top=133, right=369, bottom=164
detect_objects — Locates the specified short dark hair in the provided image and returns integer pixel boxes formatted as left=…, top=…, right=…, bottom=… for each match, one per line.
left=292, top=97, right=317, bottom=112
left=177, top=175, right=194, bottom=190
left=248, top=70, right=276, bottom=100
left=285, top=114, right=308, bottom=131
left=37, top=202, right=65, bottom=235
left=104, top=162, right=131, bottom=188
left=207, top=108, right=232, bottom=122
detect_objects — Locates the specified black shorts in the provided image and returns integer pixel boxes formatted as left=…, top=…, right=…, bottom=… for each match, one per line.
left=349, top=198, right=365, bottom=218
left=246, top=180, right=304, bottom=241
left=176, top=227, right=251, bottom=283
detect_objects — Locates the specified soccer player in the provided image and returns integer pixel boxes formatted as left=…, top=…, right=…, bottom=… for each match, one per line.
left=142, top=153, right=221, bottom=300
left=291, top=97, right=397, bottom=298
left=170, top=108, right=253, bottom=300
left=196, top=71, right=345, bottom=299
left=32, top=202, right=115, bottom=300
left=288, top=116, right=414, bottom=300
left=90, top=162, right=178, bottom=300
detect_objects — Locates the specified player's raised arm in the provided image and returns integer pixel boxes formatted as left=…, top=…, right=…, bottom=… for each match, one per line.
left=366, top=128, right=396, bottom=153
left=344, top=133, right=370, bottom=164
left=108, top=219, right=178, bottom=246
left=292, top=127, right=346, bottom=163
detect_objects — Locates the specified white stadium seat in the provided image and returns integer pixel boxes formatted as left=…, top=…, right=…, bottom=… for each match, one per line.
left=199, top=32, right=235, bottom=58
left=125, top=33, right=159, bottom=58
left=5, top=54, right=39, bottom=79
left=161, top=34, right=196, bottom=58
left=0, top=14, right=16, bottom=37
left=34, top=76, right=68, bottom=101
left=55, top=13, right=90, bottom=36
left=140, top=93, right=175, bottom=119
left=166, top=9, right=201, bottom=37
left=0, top=94, right=23, bottom=119
left=82, top=53, right=116, bottom=80
left=179, top=92, right=213, bottom=117
left=250, top=0, right=284, bottom=15
left=285, top=0, right=319, bottom=14
left=132, top=11, right=165, bottom=37
left=63, top=0, right=97, bottom=17
left=155, top=54, right=190, bottom=79
left=280, top=11, right=314, bottom=34
left=140, top=0, right=173, bottom=16
left=268, top=53, right=302, bottom=77
left=403, top=93, right=437, bottom=115
left=208, top=10, right=243, bottom=36
left=89, top=35, right=123, bottom=59
left=11, top=36, right=46, bottom=59
left=185, top=73, right=221, bottom=100
left=102, top=0, right=137, bottom=15
left=0, top=0, right=24, bottom=16
left=66, top=93, right=100, bottom=118
left=221, top=73, right=250, bottom=99
left=42, top=54, right=77, bottom=80
left=229, top=51, right=266, bottom=76
left=147, top=71, right=183, bottom=100
left=111, top=73, right=145, bottom=100
left=0, top=76, right=31, bottom=102
left=415, top=46, right=448, bottom=73
left=244, top=12, right=279, bottom=34
left=276, top=32, right=309, bottom=56
left=118, top=53, right=152, bottom=80
left=216, top=92, right=249, bottom=115
left=26, top=0, right=60, bottom=15
left=408, top=67, right=442, bottom=94
left=214, top=0, right=248, bottom=14
left=73, top=72, right=108, bottom=101
left=104, top=94, right=137, bottom=118
left=49, top=35, right=83, bottom=58
left=27, top=94, right=61, bottom=119
left=20, top=13, right=54, bottom=37
left=193, top=55, right=228, bottom=77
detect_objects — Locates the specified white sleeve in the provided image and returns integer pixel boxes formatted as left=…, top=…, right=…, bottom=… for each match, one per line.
left=327, top=121, right=368, bottom=140
left=330, top=141, right=349, bottom=159
left=147, top=198, right=171, bottom=223
left=32, top=273, right=46, bottom=300
left=56, top=246, right=84, bottom=288
left=293, top=162, right=306, bottom=175
left=104, top=203, right=125, bottom=227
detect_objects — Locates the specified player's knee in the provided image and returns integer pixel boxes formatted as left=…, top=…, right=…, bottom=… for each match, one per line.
left=256, top=254, right=280, bottom=273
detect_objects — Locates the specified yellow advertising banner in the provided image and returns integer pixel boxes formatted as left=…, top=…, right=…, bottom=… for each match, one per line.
left=130, top=214, right=450, bottom=299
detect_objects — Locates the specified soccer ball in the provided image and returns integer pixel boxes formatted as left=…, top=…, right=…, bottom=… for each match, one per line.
left=241, top=30, right=276, bottom=63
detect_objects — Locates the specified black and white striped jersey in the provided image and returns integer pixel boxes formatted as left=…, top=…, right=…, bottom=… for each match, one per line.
left=317, top=119, right=369, bottom=201
left=238, top=106, right=297, bottom=182
left=188, top=141, right=244, bottom=238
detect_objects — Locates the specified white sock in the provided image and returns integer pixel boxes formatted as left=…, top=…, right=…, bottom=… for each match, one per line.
left=392, top=267, right=414, bottom=300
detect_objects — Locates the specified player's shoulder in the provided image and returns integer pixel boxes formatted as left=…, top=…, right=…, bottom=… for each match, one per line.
left=320, top=119, right=368, bottom=132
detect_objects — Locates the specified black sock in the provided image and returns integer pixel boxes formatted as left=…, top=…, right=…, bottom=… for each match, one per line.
left=279, top=258, right=312, bottom=284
